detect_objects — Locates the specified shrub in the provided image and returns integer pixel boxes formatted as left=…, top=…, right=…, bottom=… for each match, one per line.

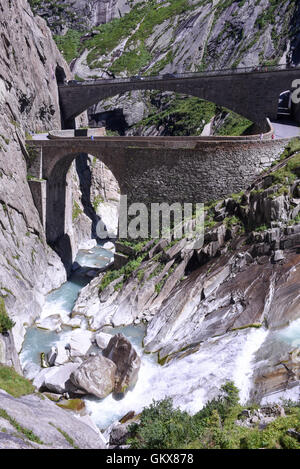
left=128, top=398, right=196, bottom=449
left=129, top=382, right=241, bottom=449
left=0, top=297, right=15, bottom=334
left=128, top=382, right=300, bottom=449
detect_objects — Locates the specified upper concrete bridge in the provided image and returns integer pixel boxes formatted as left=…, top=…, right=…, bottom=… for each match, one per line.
left=58, top=65, right=300, bottom=129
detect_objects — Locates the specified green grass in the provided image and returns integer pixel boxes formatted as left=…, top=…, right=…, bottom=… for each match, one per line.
left=0, top=366, right=35, bottom=397
left=271, top=152, right=300, bottom=186
left=49, top=422, right=79, bottom=449
left=85, top=0, right=194, bottom=72
left=254, top=224, right=269, bottom=232
left=215, top=110, right=253, bottom=136
left=110, top=44, right=152, bottom=75
left=92, top=195, right=104, bottom=212
left=99, top=254, right=146, bottom=292
left=279, top=138, right=300, bottom=161
left=54, top=29, right=83, bottom=63
left=0, top=408, right=43, bottom=444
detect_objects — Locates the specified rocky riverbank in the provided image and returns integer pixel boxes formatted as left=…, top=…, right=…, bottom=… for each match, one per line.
left=69, top=139, right=300, bottom=407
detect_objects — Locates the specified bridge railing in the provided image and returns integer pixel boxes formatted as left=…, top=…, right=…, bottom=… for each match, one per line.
left=62, top=64, right=300, bottom=87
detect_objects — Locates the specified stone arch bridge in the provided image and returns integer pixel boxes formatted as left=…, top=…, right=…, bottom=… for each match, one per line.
left=58, top=66, right=300, bottom=129
left=27, top=135, right=286, bottom=269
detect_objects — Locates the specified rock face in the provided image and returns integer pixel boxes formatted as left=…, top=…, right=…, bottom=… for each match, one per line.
left=0, top=0, right=72, bottom=366
left=108, top=421, right=133, bottom=447
left=0, top=390, right=105, bottom=449
left=0, top=0, right=118, bottom=367
left=30, top=0, right=135, bottom=32
left=70, top=354, right=117, bottom=398
left=103, top=334, right=141, bottom=394
left=95, top=331, right=113, bottom=349
left=69, top=154, right=120, bottom=256
left=73, top=0, right=296, bottom=76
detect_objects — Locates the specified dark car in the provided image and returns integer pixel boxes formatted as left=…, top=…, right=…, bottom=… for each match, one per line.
left=130, top=75, right=143, bottom=81
left=163, top=73, right=176, bottom=79
left=68, top=80, right=80, bottom=85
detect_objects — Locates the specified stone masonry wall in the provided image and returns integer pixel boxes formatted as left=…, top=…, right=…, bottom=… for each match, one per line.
left=119, top=140, right=287, bottom=206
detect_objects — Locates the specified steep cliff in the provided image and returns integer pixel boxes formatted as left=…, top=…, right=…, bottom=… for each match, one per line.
left=28, top=0, right=136, bottom=33
left=0, top=0, right=72, bottom=368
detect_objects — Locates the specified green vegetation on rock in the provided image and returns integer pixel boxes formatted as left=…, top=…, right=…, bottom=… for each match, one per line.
left=54, top=29, right=82, bottom=63
left=99, top=254, right=146, bottom=293
left=0, top=366, right=35, bottom=397
left=92, top=195, right=104, bottom=212
left=84, top=0, right=197, bottom=73
left=0, top=297, right=15, bottom=334
left=49, top=422, right=79, bottom=449
left=72, top=200, right=82, bottom=222
left=128, top=382, right=300, bottom=449
left=215, top=110, right=253, bottom=136
left=0, top=407, right=43, bottom=444
left=136, top=95, right=216, bottom=135
left=271, top=152, right=300, bottom=186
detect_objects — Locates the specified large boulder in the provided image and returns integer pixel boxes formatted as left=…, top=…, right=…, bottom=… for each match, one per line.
left=33, top=363, right=80, bottom=394
left=103, top=334, right=141, bottom=394
left=70, top=355, right=117, bottom=398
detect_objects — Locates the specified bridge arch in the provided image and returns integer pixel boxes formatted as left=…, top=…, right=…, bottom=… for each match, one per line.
left=58, top=68, right=300, bottom=130
left=42, top=147, right=123, bottom=272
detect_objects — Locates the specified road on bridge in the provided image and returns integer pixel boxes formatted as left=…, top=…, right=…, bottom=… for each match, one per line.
left=271, top=118, right=300, bottom=139
left=32, top=119, right=300, bottom=141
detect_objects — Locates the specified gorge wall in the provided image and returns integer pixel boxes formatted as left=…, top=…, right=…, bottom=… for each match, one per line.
left=0, top=0, right=95, bottom=369
left=0, top=0, right=121, bottom=369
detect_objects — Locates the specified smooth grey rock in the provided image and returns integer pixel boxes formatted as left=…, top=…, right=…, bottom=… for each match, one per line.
left=0, top=390, right=105, bottom=448
left=68, top=329, right=93, bottom=358
left=34, top=363, right=80, bottom=394
left=70, top=355, right=117, bottom=398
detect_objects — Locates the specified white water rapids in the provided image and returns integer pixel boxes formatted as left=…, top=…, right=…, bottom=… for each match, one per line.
left=19, top=245, right=299, bottom=430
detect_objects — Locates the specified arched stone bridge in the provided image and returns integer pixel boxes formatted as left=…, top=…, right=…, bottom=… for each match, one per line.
left=27, top=135, right=286, bottom=270
left=58, top=66, right=300, bottom=129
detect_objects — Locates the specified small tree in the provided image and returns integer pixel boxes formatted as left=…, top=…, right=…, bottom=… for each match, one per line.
left=0, top=297, right=15, bottom=334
